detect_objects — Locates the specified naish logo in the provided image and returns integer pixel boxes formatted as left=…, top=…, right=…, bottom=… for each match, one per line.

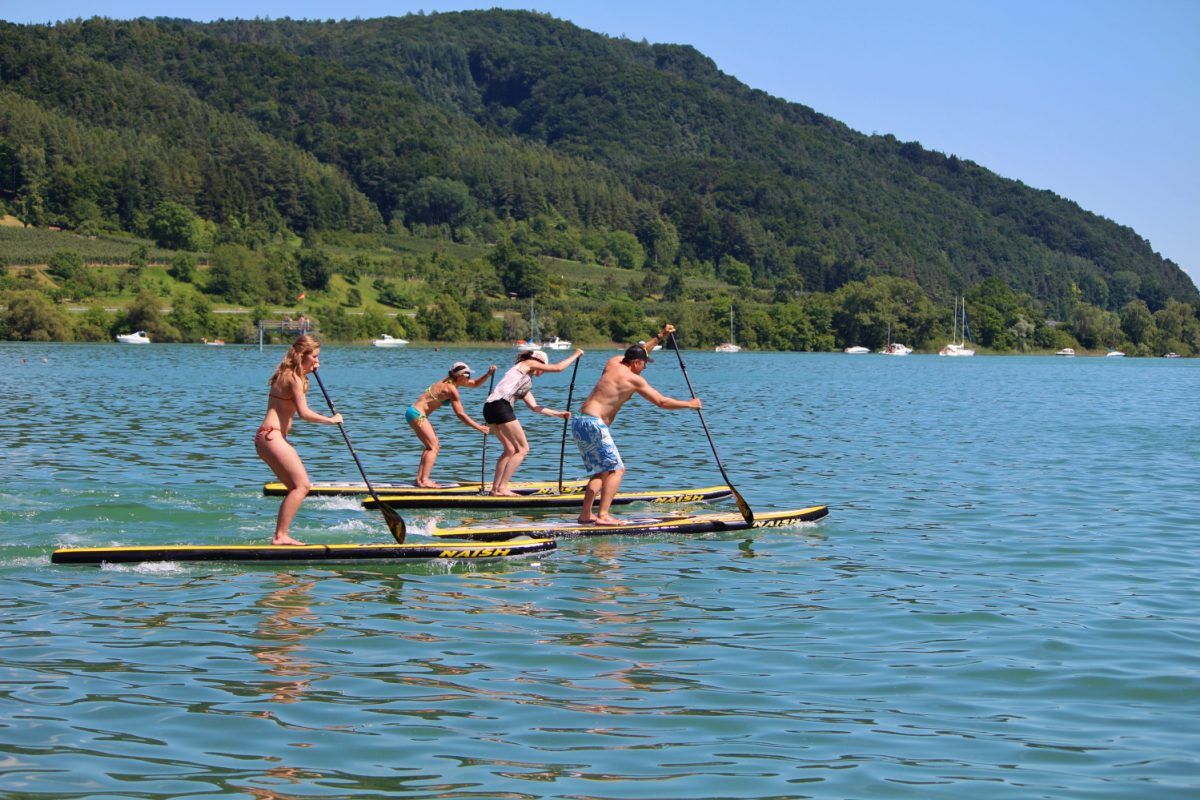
left=755, top=517, right=799, bottom=528
left=440, top=547, right=513, bottom=557
left=657, top=493, right=704, bottom=502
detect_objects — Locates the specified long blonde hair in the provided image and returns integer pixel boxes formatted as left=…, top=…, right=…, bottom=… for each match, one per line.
left=268, top=334, right=319, bottom=393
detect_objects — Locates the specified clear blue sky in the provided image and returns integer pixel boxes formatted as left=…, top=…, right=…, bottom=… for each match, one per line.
left=6, top=0, right=1198, bottom=288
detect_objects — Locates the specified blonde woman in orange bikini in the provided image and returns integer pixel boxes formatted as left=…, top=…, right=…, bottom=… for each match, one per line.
left=256, top=335, right=343, bottom=545
left=405, top=361, right=495, bottom=487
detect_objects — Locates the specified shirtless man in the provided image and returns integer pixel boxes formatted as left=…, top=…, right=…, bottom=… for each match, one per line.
left=570, top=324, right=701, bottom=524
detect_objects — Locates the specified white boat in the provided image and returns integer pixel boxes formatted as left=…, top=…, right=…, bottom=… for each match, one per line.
left=1105, top=350, right=1126, bottom=358
left=1056, top=348, right=1076, bottom=357
left=544, top=336, right=572, bottom=350
left=715, top=305, right=741, bottom=352
left=116, top=330, right=150, bottom=344
left=202, top=338, right=225, bottom=346
left=878, top=324, right=911, bottom=355
left=1164, top=352, right=1181, bottom=359
left=639, top=340, right=663, bottom=352
left=372, top=334, right=409, bottom=348
left=938, top=297, right=975, bottom=357
left=843, top=345, right=870, bottom=354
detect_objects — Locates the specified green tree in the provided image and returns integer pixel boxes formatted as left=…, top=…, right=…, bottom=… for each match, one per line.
left=297, top=249, right=332, bottom=291
left=0, top=290, right=73, bottom=341
left=401, top=178, right=481, bottom=234
left=148, top=202, right=206, bottom=251
left=419, top=295, right=468, bottom=341
left=1119, top=300, right=1155, bottom=345
left=167, top=289, right=215, bottom=341
left=489, top=241, right=547, bottom=298
left=169, top=252, right=197, bottom=283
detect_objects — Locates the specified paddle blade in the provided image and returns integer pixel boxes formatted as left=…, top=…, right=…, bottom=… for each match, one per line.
left=379, top=502, right=406, bottom=543
left=731, top=487, right=754, bottom=524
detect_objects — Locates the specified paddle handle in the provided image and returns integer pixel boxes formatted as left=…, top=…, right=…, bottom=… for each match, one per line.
left=558, top=356, right=581, bottom=493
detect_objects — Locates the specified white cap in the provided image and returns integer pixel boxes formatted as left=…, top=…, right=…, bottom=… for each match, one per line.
left=449, top=361, right=471, bottom=377
left=530, top=350, right=549, bottom=364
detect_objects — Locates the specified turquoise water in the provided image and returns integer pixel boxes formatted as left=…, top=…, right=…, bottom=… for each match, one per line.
left=1, top=343, right=1197, bottom=798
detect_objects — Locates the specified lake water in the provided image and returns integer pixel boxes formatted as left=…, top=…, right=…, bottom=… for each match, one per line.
left=1, top=343, right=1197, bottom=799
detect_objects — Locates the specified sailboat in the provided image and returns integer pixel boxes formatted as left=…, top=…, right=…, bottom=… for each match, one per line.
left=938, top=297, right=975, bottom=357
left=514, top=299, right=542, bottom=351
left=715, top=305, right=741, bottom=353
left=879, top=323, right=912, bottom=356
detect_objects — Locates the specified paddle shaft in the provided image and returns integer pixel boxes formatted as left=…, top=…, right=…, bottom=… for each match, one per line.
left=558, top=356, right=581, bottom=493
left=311, top=370, right=406, bottom=542
left=668, top=332, right=754, bottom=523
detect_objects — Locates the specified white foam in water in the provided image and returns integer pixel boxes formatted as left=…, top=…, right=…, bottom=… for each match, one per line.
left=100, top=561, right=185, bottom=575
left=309, top=496, right=367, bottom=512
left=328, top=517, right=373, bottom=533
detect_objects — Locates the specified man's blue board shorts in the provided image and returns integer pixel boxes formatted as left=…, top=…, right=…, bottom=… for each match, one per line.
left=570, top=415, right=624, bottom=474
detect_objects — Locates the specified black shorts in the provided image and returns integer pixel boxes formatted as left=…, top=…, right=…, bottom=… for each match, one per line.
left=483, top=399, right=516, bottom=425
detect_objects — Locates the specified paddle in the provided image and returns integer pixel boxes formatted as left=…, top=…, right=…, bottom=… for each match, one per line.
left=558, top=355, right=582, bottom=493
left=668, top=331, right=754, bottom=524
left=480, top=370, right=496, bottom=494
left=311, top=369, right=406, bottom=543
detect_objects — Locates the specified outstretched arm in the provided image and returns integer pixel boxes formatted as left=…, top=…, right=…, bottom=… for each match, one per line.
left=450, top=397, right=489, bottom=434
left=635, top=377, right=701, bottom=411
left=529, top=348, right=584, bottom=374
left=467, top=365, right=497, bottom=388
left=522, top=390, right=570, bottom=419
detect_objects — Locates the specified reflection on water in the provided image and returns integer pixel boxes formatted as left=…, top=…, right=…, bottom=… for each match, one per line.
left=252, top=574, right=320, bottom=706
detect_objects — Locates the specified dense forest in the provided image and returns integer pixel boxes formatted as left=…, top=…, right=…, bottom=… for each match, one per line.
left=1, top=11, right=1197, bottom=354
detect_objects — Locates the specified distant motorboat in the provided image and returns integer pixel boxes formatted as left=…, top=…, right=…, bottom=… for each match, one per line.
left=372, top=334, right=409, bottom=348
left=202, top=338, right=225, bottom=346
left=938, top=297, right=975, bottom=357
left=116, top=330, right=150, bottom=344
left=843, top=346, right=870, bottom=354
left=1105, top=350, right=1126, bottom=358
left=638, top=340, right=663, bottom=352
left=544, top=336, right=572, bottom=350
left=1163, top=352, right=1181, bottom=359
left=1056, top=348, right=1076, bottom=357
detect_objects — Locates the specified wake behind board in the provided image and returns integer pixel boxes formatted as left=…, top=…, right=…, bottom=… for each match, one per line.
left=430, top=506, right=829, bottom=542
left=363, top=485, right=733, bottom=510
left=263, top=478, right=589, bottom=497
left=51, top=538, right=555, bottom=565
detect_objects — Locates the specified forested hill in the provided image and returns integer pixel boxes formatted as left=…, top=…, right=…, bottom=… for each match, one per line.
left=1, top=10, right=1193, bottom=313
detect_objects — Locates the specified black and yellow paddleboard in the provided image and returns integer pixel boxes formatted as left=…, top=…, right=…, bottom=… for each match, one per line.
left=51, top=538, right=555, bottom=565
left=430, top=506, right=829, bottom=542
left=362, top=485, right=732, bottom=510
left=263, top=479, right=589, bottom=497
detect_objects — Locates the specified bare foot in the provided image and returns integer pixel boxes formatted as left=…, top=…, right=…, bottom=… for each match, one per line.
left=489, top=489, right=520, bottom=497
left=577, top=516, right=596, bottom=524
left=272, top=535, right=305, bottom=546
left=594, top=515, right=622, bottom=526
left=415, top=481, right=442, bottom=489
